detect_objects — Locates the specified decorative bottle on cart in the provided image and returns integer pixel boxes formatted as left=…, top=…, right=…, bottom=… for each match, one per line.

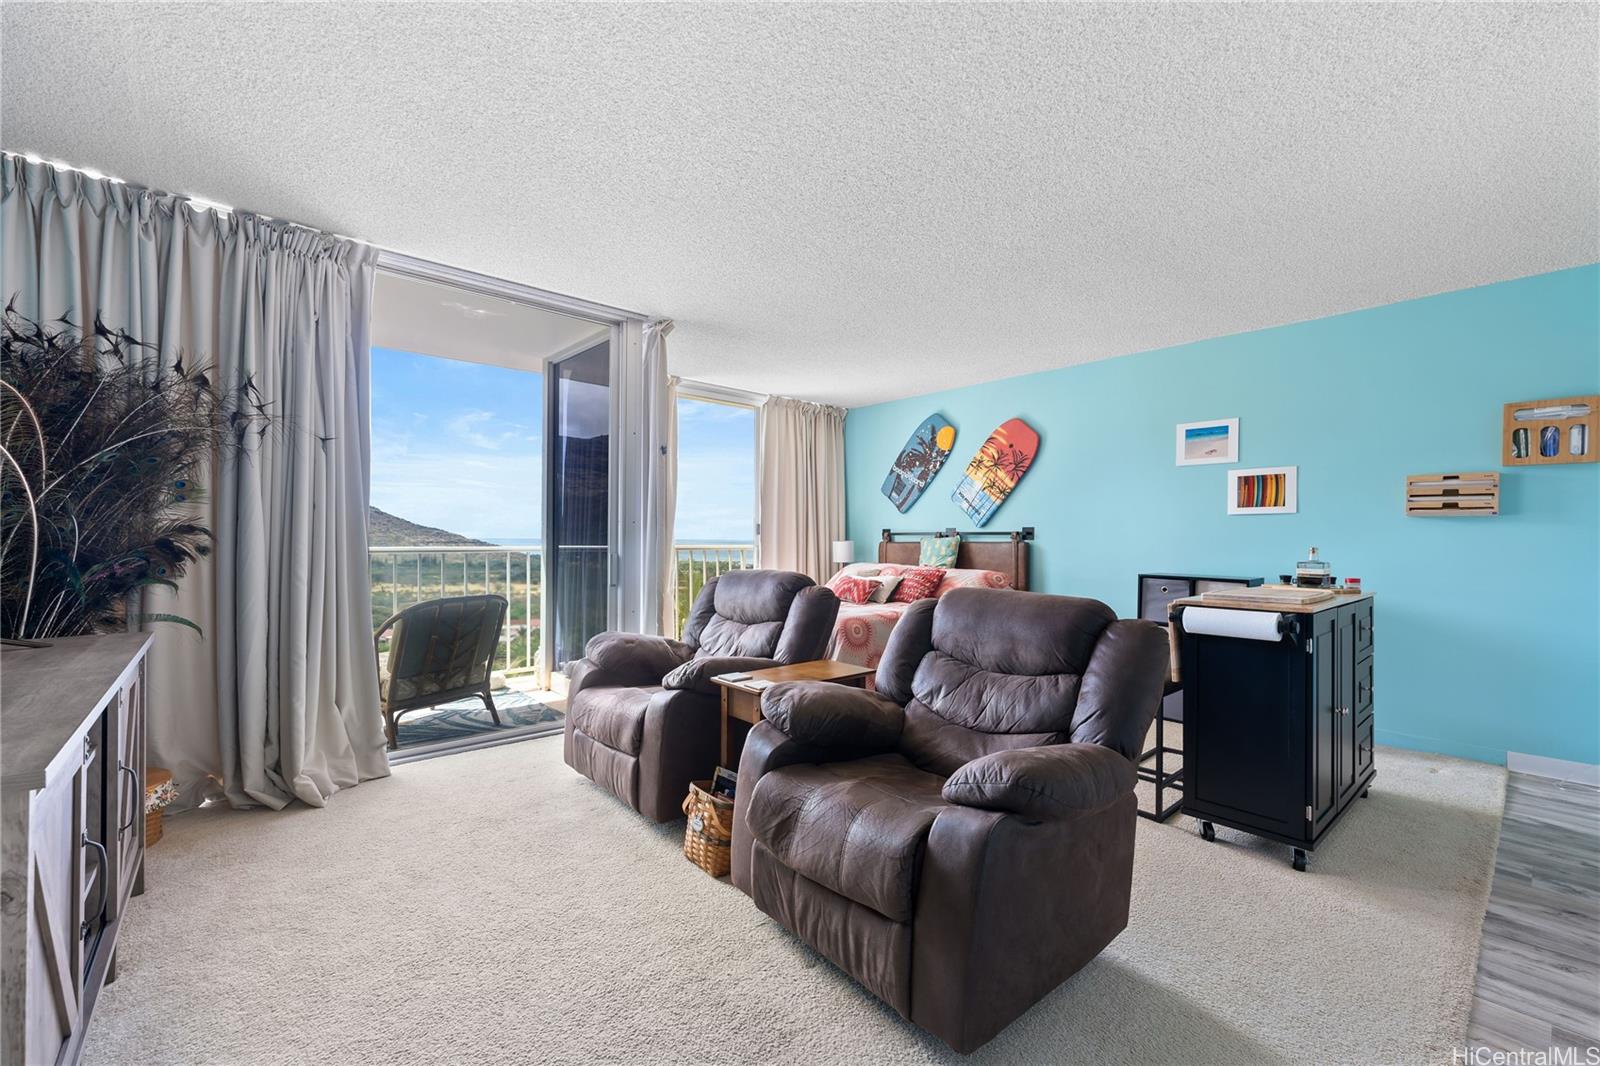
left=1295, top=547, right=1332, bottom=588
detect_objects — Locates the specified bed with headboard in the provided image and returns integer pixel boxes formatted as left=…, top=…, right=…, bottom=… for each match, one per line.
left=823, top=527, right=1033, bottom=675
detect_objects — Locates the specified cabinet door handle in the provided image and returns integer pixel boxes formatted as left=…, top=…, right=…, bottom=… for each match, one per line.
left=119, top=764, right=140, bottom=833
left=81, top=833, right=109, bottom=939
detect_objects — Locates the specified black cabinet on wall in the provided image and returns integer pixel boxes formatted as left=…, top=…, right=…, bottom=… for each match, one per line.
left=1175, top=596, right=1375, bottom=870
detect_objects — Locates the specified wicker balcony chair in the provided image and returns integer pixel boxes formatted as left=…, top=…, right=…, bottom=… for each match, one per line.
left=374, top=594, right=508, bottom=749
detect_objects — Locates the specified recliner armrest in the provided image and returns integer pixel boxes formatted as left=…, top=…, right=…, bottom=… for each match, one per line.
left=663, top=655, right=781, bottom=695
left=942, top=743, right=1134, bottom=819
left=760, top=680, right=904, bottom=751
left=582, top=631, right=695, bottom=686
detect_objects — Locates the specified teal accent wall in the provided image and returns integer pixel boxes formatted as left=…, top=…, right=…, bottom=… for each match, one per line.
left=844, top=266, right=1600, bottom=766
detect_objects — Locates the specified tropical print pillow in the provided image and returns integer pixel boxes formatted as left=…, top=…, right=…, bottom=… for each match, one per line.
left=918, top=535, right=960, bottom=568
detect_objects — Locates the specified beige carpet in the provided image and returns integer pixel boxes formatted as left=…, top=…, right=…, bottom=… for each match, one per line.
left=85, top=739, right=1505, bottom=1065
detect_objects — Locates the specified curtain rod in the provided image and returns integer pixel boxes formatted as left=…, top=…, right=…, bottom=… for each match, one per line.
left=881, top=527, right=1035, bottom=541
left=5, top=149, right=363, bottom=244
left=374, top=248, right=652, bottom=325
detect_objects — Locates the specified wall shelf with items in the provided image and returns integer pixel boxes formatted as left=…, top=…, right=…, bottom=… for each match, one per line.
left=1502, top=395, right=1598, bottom=466
left=1405, top=472, right=1500, bottom=516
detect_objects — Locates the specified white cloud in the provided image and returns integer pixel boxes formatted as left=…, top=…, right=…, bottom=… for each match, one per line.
left=446, top=409, right=535, bottom=453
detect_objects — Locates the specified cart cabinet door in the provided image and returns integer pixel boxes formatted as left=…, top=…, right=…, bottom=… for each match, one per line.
left=1312, top=619, right=1339, bottom=829
left=1336, top=609, right=1359, bottom=800
left=1183, top=629, right=1307, bottom=837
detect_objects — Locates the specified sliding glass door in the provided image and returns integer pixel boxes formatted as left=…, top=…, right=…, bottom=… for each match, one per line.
left=544, top=338, right=614, bottom=673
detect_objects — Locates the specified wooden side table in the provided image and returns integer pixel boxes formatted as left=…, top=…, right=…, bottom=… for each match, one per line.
left=712, top=660, right=874, bottom=769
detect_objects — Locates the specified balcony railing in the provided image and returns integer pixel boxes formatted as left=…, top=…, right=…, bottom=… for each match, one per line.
left=370, top=543, right=756, bottom=661
left=369, top=545, right=541, bottom=675
left=674, top=544, right=756, bottom=635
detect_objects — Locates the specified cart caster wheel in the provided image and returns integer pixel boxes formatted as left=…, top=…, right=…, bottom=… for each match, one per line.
left=1292, top=848, right=1308, bottom=872
left=1200, top=820, right=1216, bottom=842
left=1361, top=786, right=1370, bottom=798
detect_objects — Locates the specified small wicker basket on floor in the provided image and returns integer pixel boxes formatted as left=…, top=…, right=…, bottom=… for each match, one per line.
left=145, top=767, right=176, bottom=847
left=682, top=780, right=734, bottom=878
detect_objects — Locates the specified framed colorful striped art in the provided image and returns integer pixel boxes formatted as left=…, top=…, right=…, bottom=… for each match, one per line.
left=1227, top=466, right=1298, bottom=515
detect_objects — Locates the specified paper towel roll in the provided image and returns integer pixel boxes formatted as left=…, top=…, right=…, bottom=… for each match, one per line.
left=1182, top=606, right=1287, bottom=642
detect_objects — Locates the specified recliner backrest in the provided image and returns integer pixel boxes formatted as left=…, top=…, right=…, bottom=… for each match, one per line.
left=681, top=569, right=820, bottom=660
left=877, top=588, right=1129, bottom=776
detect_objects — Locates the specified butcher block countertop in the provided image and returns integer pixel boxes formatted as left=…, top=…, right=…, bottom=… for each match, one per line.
left=1, top=633, right=152, bottom=793
left=1169, top=587, right=1375, bottom=614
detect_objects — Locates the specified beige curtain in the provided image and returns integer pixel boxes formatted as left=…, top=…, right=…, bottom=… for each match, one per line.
left=757, top=396, right=847, bottom=582
left=1, top=154, right=389, bottom=809
left=642, top=320, right=678, bottom=635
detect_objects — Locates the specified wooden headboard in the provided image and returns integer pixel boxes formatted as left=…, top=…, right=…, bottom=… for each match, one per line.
left=877, top=528, right=1034, bottom=591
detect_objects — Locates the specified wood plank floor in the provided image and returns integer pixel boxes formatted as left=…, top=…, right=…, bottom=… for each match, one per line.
left=1467, top=772, right=1600, bottom=1053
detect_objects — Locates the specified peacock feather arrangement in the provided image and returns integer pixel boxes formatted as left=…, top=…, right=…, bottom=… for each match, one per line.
left=0, top=305, right=273, bottom=642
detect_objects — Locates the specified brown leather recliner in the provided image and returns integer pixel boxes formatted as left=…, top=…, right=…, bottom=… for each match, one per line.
left=731, top=587, right=1167, bottom=1053
left=563, top=569, right=840, bottom=822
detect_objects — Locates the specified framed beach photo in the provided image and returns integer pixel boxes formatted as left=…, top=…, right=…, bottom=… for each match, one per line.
left=1176, top=418, right=1239, bottom=466
left=1228, top=466, right=1298, bottom=515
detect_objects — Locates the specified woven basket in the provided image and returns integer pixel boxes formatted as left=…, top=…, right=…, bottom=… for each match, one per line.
left=144, top=767, right=175, bottom=848
left=682, top=780, right=733, bottom=878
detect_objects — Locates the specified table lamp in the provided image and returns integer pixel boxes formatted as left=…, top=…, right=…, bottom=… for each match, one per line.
left=831, top=540, right=855, bottom=572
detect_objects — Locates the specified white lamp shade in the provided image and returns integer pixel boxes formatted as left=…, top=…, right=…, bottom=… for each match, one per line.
left=831, top=540, right=856, bottom=564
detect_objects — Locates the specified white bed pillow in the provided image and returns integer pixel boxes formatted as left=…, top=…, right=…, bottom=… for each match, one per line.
left=867, top=575, right=903, bottom=603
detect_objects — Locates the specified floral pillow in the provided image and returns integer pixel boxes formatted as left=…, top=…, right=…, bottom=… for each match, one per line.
left=919, top=535, right=960, bottom=568
left=890, top=566, right=946, bottom=603
left=831, top=574, right=883, bottom=605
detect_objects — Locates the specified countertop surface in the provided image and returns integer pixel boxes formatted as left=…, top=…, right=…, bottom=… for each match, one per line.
left=2, top=632, right=152, bottom=791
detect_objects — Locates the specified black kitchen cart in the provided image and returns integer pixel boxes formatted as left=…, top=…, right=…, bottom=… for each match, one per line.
left=1171, top=594, right=1375, bottom=871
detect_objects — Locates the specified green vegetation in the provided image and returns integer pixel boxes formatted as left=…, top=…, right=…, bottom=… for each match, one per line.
left=672, top=549, right=755, bottom=638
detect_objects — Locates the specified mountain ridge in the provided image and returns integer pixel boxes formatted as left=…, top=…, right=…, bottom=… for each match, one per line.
left=368, top=507, right=490, bottom=547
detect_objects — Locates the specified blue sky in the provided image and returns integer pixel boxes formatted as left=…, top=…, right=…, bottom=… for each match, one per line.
left=371, top=347, right=755, bottom=544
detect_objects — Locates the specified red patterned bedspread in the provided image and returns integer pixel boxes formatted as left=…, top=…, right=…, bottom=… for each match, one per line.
left=823, top=564, right=1013, bottom=678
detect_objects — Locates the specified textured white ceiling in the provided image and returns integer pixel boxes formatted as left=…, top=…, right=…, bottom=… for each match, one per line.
left=2, top=3, right=1596, bottom=406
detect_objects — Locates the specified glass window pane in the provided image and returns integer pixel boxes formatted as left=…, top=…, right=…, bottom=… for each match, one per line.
left=673, top=397, right=756, bottom=632
left=549, top=341, right=611, bottom=667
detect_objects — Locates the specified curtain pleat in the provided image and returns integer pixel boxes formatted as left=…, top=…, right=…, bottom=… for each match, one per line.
left=1, top=153, right=389, bottom=809
left=642, top=320, right=678, bottom=636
